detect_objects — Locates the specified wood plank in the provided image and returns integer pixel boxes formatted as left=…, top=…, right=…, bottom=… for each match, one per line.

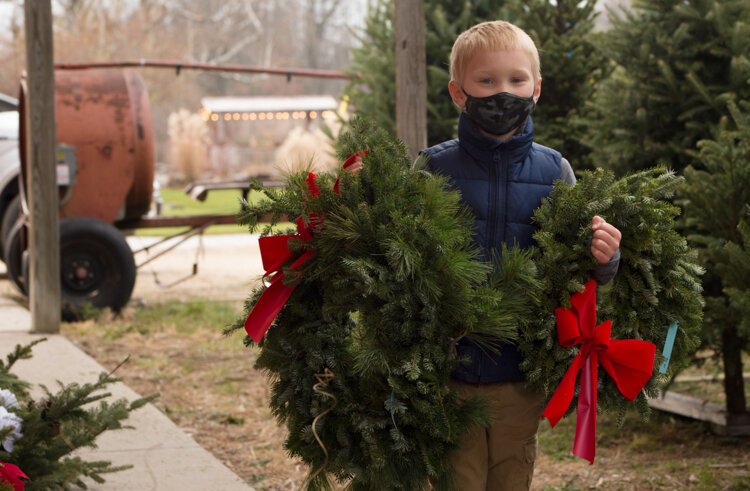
left=116, top=213, right=279, bottom=230
left=674, top=373, right=750, bottom=383
left=648, top=391, right=750, bottom=436
left=648, top=391, right=726, bottom=426
left=24, top=0, right=60, bottom=333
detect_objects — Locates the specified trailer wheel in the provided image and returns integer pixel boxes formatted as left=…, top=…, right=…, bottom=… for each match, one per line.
left=60, top=217, right=136, bottom=320
left=3, top=217, right=28, bottom=295
left=0, top=195, right=21, bottom=262
left=3, top=216, right=136, bottom=319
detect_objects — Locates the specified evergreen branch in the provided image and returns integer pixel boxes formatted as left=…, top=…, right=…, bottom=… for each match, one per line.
left=2, top=339, right=46, bottom=372
left=2, top=344, right=157, bottom=489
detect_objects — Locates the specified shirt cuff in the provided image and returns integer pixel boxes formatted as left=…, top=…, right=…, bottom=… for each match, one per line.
left=592, top=248, right=621, bottom=285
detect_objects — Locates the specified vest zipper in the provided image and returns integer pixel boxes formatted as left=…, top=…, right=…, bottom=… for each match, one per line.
left=500, top=153, right=509, bottom=249
left=487, top=155, right=499, bottom=258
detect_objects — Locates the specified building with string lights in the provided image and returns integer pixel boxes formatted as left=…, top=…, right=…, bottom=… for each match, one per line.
left=198, top=95, right=342, bottom=177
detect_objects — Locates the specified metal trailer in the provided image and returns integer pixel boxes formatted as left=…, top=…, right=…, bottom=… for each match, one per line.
left=4, top=62, right=347, bottom=319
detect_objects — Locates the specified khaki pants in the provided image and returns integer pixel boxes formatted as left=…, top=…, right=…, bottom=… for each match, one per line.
left=449, top=380, right=545, bottom=491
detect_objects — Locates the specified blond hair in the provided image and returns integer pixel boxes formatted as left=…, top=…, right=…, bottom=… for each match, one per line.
left=449, top=20, right=541, bottom=85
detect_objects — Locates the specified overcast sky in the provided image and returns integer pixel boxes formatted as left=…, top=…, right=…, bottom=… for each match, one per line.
left=0, top=3, right=14, bottom=35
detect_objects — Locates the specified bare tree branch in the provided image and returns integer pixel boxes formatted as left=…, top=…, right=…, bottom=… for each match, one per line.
left=210, top=36, right=255, bottom=64
left=242, top=0, right=263, bottom=34
left=318, top=0, right=343, bottom=28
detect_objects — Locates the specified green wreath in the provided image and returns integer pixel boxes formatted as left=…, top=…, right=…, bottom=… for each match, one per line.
left=229, top=119, right=703, bottom=490
left=522, top=168, right=704, bottom=417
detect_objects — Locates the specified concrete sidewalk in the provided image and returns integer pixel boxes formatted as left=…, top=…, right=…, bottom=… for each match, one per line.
left=0, top=293, right=254, bottom=490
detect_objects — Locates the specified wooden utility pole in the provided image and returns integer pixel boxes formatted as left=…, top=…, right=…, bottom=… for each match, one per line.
left=24, top=0, right=60, bottom=333
left=395, top=0, right=427, bottom=160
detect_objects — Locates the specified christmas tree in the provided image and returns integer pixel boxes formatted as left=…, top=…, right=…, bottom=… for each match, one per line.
left=505, top=0, right=610, bottom=169
left=0, top=339, right=154, bottom=490
left=679, top=101, right=750, bottom=417
left=345, top=0, right=397, bottom=142
left=582, top=0, right=750, bottom=174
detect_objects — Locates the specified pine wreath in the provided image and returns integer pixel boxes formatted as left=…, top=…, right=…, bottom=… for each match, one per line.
left=230, top=119, right=538, bottom=490
left=521, top=168, right=704, bottom=420
left=229, top=119, right=703, bottom=489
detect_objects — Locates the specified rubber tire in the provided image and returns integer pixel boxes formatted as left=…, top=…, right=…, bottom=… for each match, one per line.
left=3, top=217, right=27, bottom=294
left=3, top=216, right=136, bottom=319
left=0, top=195, right=20, bottom=263
left=59, top=217, right=136, bottom=320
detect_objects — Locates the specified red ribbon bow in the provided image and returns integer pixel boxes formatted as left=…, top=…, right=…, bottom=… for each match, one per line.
left=0, top=462, right=29, bottom=491
left=244, top=151, right=366, bottom=343
left=243, top=214, right=318, bottom=343
left=541, top=279, right=656, bottom=464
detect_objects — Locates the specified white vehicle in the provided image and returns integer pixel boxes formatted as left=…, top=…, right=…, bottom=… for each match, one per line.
left=0, top=104, right=20, bottom=262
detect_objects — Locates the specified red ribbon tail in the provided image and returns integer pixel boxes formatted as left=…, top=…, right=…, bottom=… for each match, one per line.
left=542, top=354, right=585, bottom=428
left=573, top=353, right=598, bottom=464
left=244, top=272, right=296, bottom=343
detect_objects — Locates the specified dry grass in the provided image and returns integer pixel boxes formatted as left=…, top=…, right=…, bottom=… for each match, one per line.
left=273, top=126, right=340, bottom=176
left=62, top=300, right=750, bottom=491
left=534, top=404, right=750, bottom=490
left=62, top=301, right=308, bottom=490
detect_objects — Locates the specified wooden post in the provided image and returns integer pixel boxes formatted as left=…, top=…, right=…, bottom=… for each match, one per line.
left=24, top=0, right=60, bottom=333
left=395, top=0, right=427, bottom=160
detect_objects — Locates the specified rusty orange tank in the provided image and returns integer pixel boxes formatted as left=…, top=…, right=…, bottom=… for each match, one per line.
left=20, top=68, right=154, bottom=222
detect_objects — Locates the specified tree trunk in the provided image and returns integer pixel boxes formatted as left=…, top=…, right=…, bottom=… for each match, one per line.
left=722, top=324, right=747, bottom=414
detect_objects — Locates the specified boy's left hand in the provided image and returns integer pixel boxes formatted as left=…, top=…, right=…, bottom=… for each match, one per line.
left=345, top=154, right=364, bottom=173
left=591, top=216, right=621, bottom=264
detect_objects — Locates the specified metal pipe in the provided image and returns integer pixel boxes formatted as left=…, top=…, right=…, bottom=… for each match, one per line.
left=134, top=221, right=212, bottom=269
left=54, top=59, right=353, bottom=80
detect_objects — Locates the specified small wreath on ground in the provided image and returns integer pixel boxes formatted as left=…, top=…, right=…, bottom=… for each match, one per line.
left=229, top=118, right=703, bottom=490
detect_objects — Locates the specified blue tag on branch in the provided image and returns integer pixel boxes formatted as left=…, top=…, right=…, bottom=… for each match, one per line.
left=659, top=321, right=679, bottom=374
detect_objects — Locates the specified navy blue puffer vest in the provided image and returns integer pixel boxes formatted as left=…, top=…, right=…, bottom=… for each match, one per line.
left=423, top=113, right=562, bottom=383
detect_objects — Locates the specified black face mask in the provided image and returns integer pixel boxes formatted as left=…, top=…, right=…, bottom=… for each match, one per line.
left=462, top=88, right=536, bottom=136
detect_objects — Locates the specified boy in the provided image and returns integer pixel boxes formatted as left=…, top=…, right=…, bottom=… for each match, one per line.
left=420, top=20, right=622, bottom=490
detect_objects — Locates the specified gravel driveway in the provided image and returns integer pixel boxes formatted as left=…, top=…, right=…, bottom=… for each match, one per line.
left=127, top=233, right=264, bottom=303
left=0, top=233, right=265, bottom=306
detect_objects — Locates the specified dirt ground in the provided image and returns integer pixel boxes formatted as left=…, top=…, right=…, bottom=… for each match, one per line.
left=3, top=234, right=750, bottom=490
